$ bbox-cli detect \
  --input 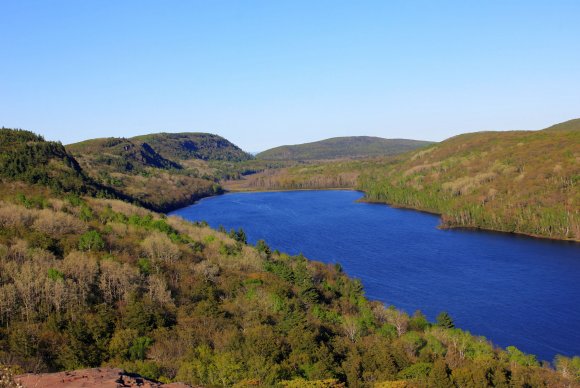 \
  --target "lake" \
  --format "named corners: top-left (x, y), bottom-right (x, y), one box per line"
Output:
top-left (170, 190), bottom-right (580, 362)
